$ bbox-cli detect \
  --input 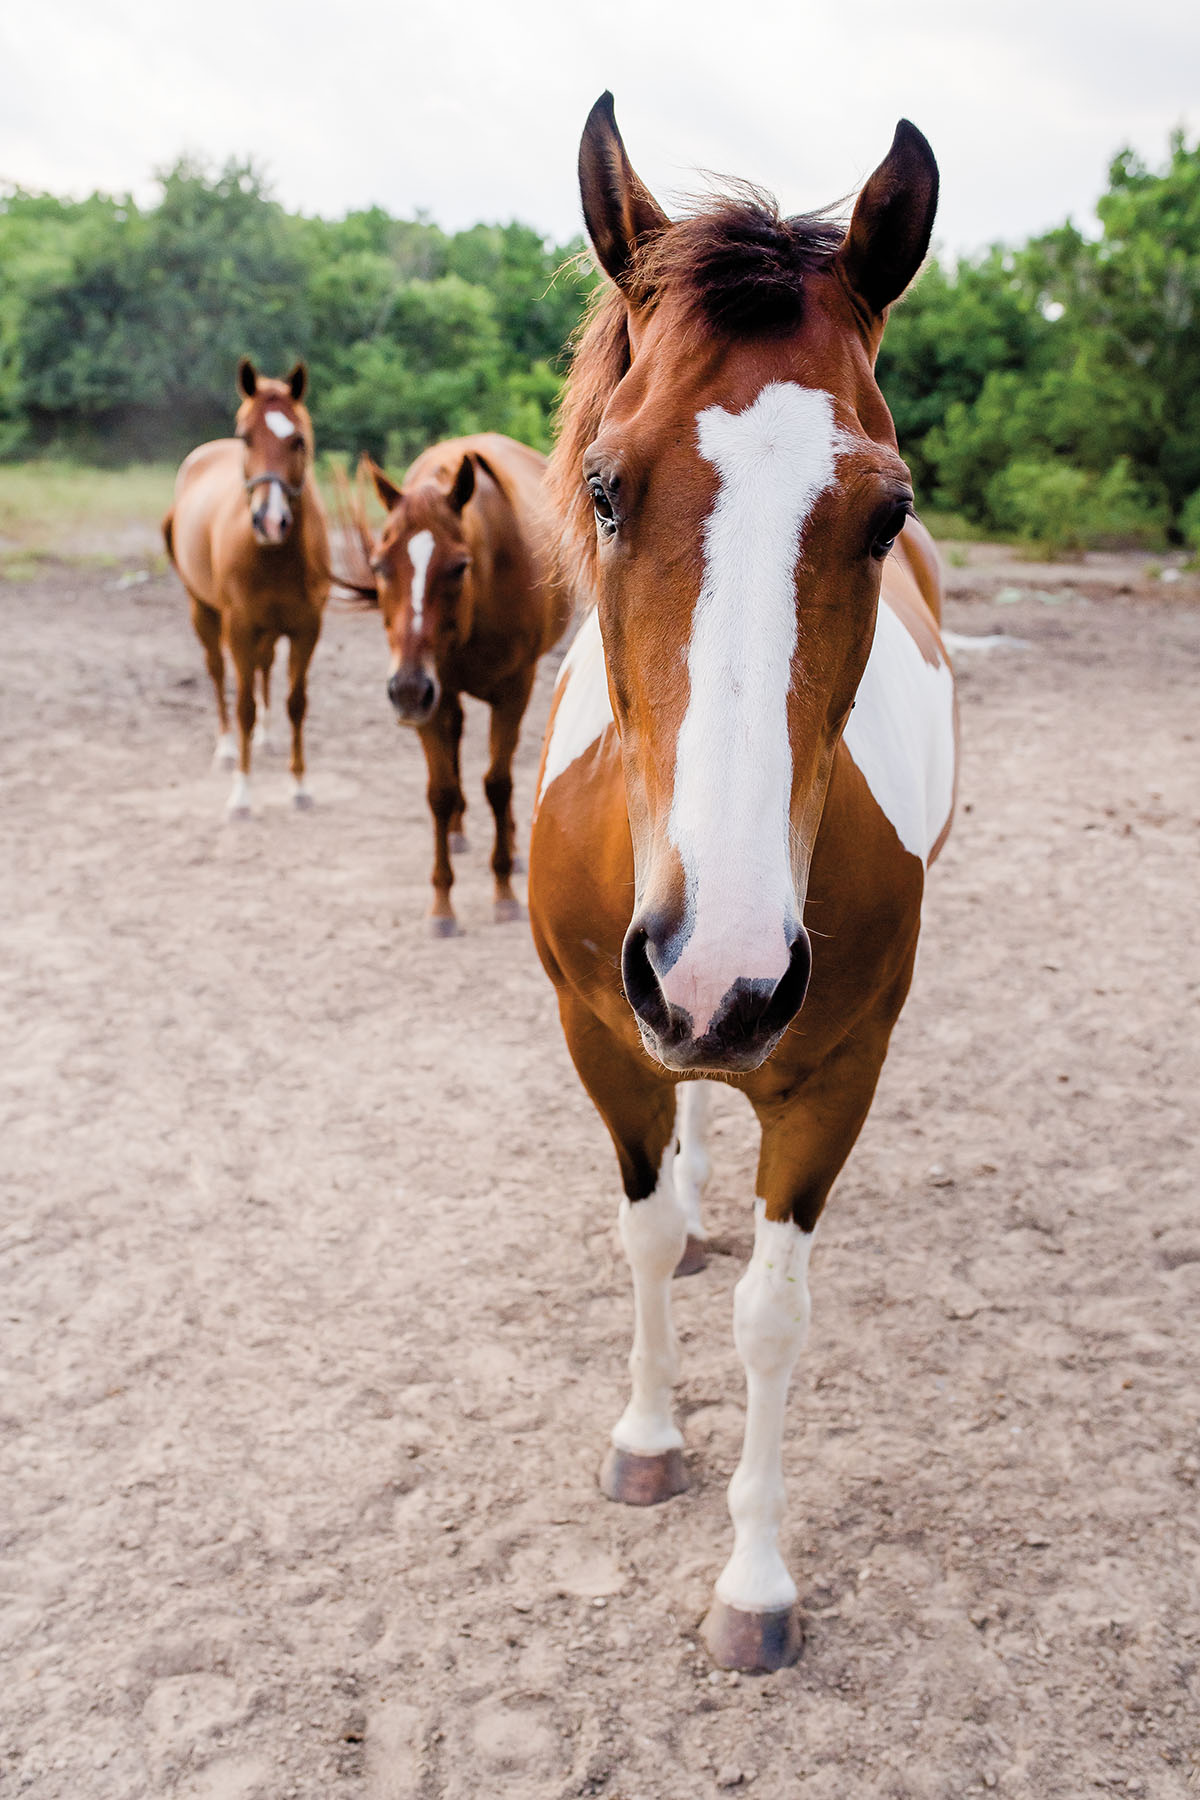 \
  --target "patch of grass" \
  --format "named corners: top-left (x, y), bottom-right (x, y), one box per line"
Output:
top-left (918, 509), bottom-right (997, 543)
top-left (0, 461), bottom-right (175, 561)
